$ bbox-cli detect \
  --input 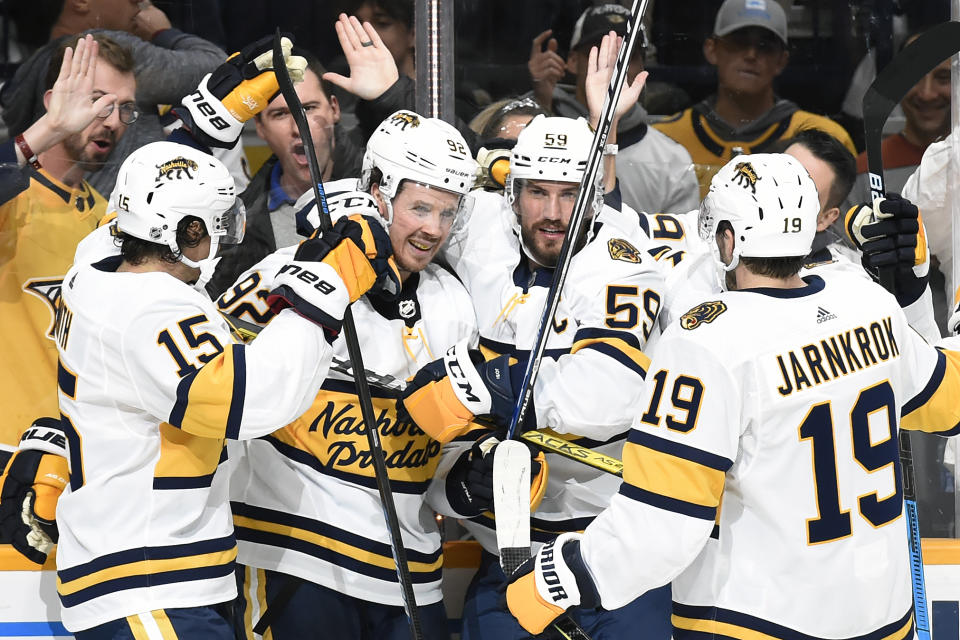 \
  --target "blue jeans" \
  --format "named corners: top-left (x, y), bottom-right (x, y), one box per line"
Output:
top-left (461, 551), bottom-right (672, 640)
top-left (234, 565), bottom-right (450, 640)
top-left (73, 605), bottom-right (234, 639)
